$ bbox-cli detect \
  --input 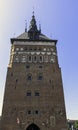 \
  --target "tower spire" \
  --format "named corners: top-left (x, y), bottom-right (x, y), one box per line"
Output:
top-left (25, 20), bottom-right (27, 32)
top-left (28, 11), bottom-right (38, 32)
top-left (28, 12), bottom-right (41, 40)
